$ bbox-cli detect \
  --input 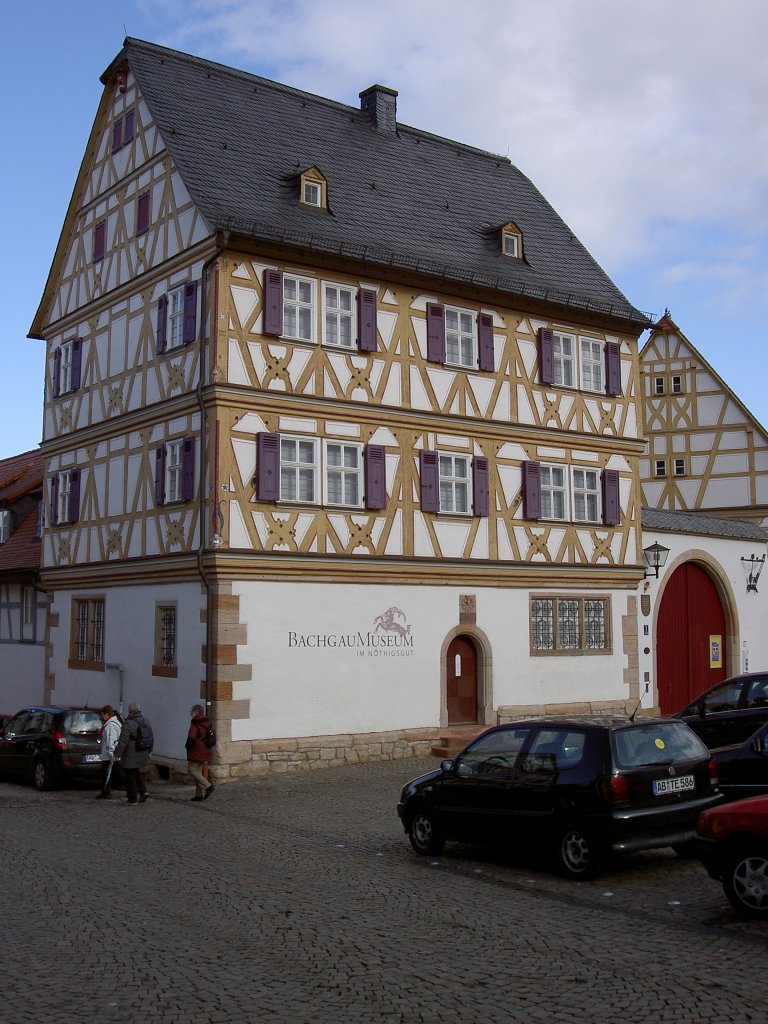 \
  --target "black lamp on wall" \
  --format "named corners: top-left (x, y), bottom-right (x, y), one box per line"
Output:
top-left (741, 553), bottom-right (766, 593)
top-left (643, 541), bottom-right (670, 579)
